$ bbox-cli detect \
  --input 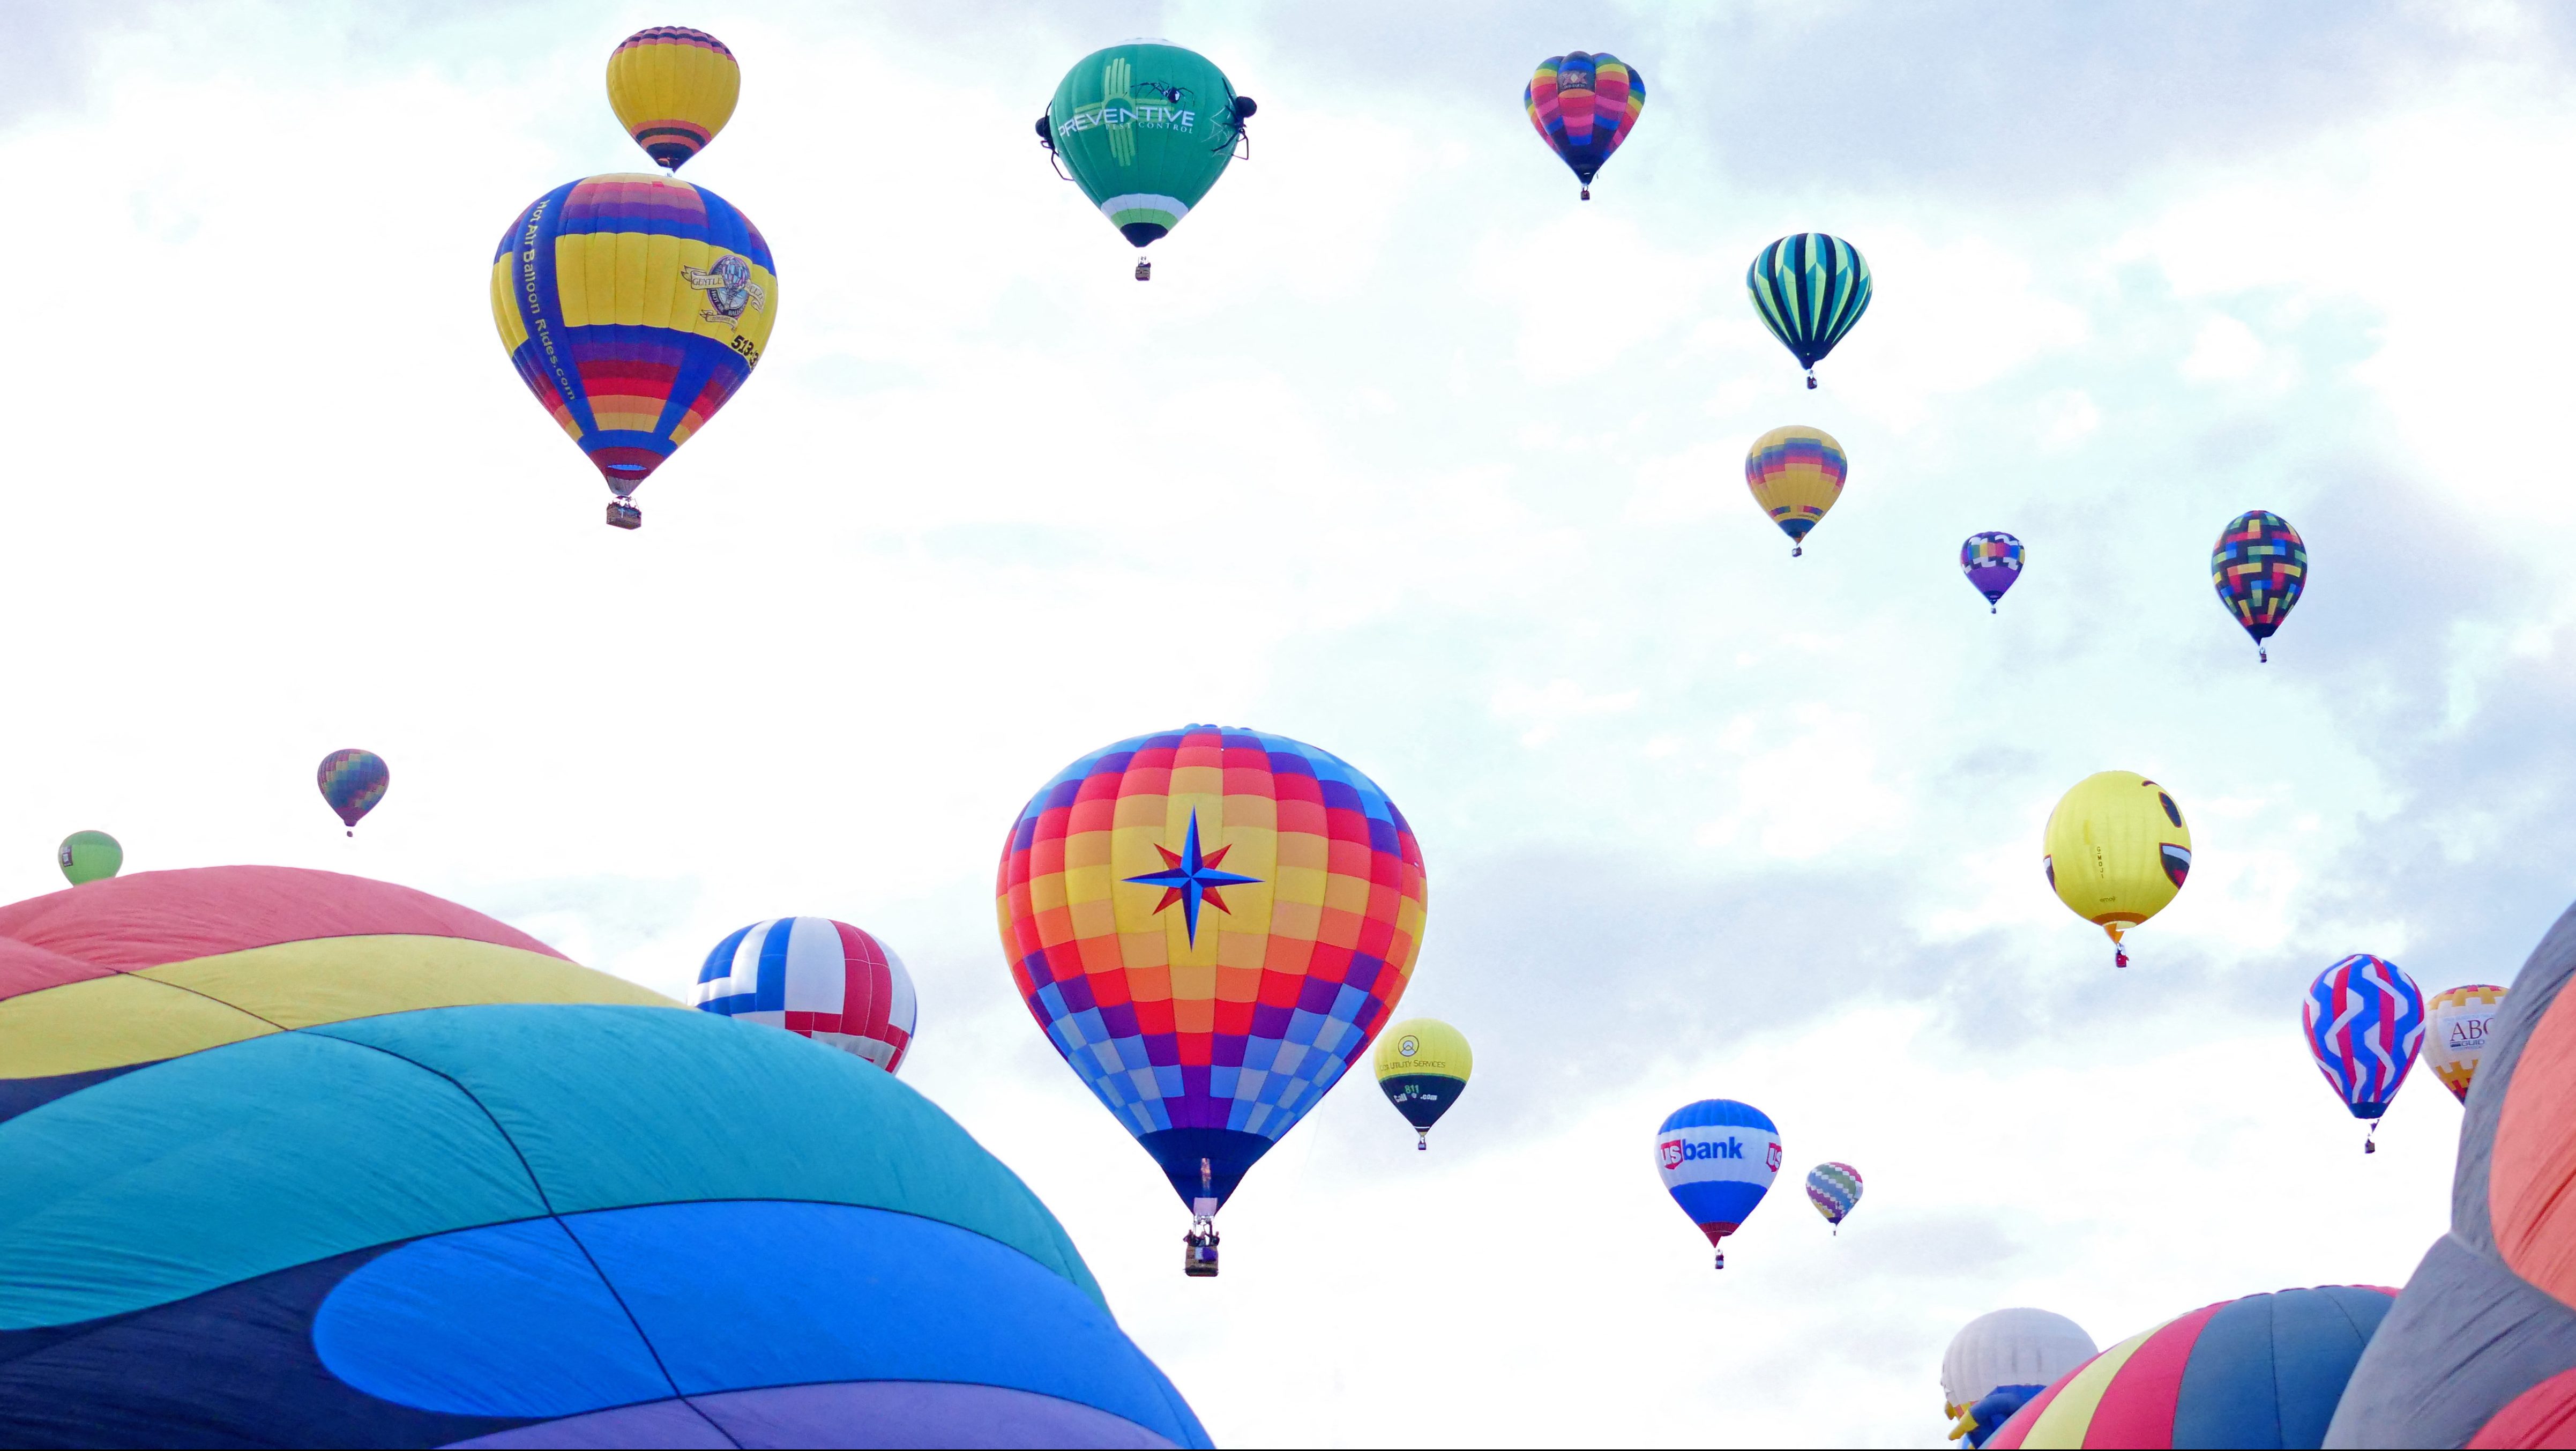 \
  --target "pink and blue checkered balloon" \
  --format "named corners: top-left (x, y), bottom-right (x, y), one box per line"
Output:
top-left (2303, 954), bottom-right (2425, 1150)
top-left (316, 749), bottom-right (389, 837)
